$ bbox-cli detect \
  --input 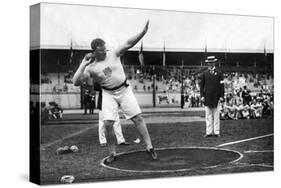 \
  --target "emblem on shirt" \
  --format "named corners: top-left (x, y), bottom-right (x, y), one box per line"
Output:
top-left (103, 67), bottom-right (112, 77)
